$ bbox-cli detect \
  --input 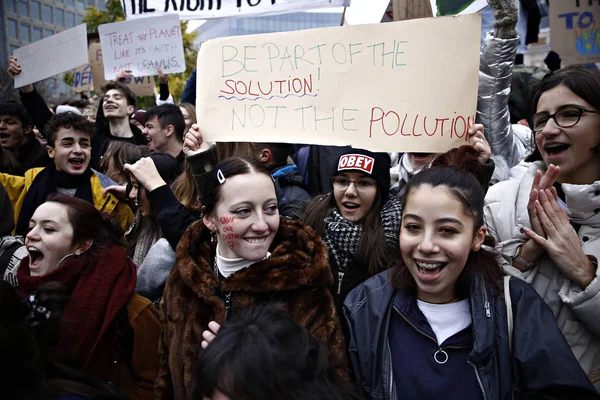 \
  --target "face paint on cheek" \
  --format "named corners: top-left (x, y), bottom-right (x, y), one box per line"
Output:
top-left (535, 134), bottom-right (542, 148)
top-left (227, 241), bottom-right (235, 248)
top-left (220, 217), bottom-right (235, 224)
